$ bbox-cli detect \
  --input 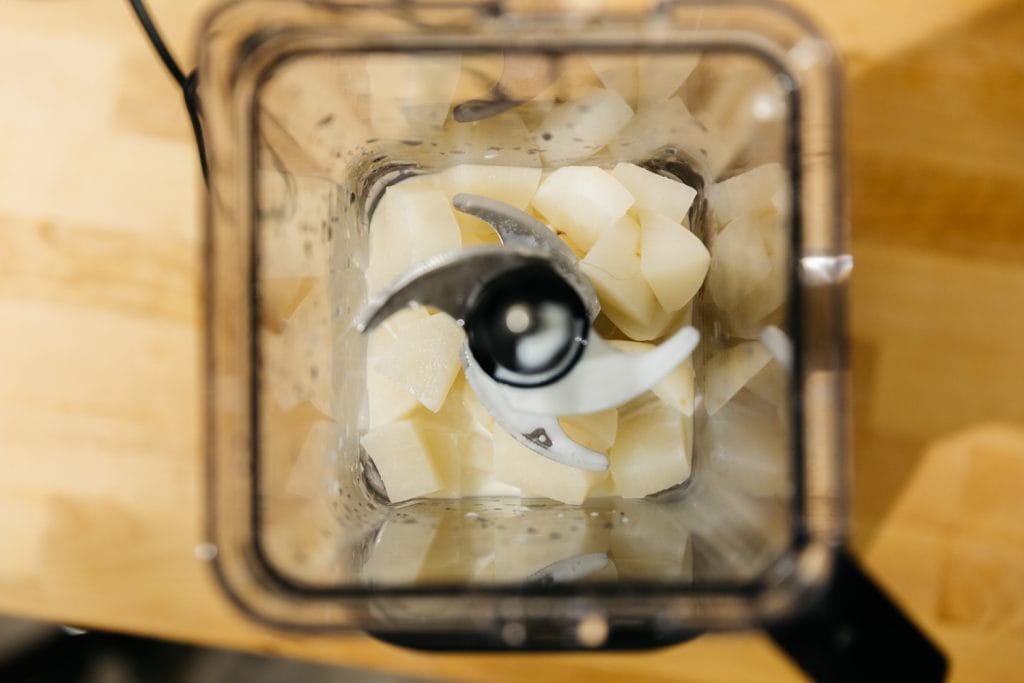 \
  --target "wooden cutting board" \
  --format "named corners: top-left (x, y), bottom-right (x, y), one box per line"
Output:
top-left (1, 1), bottom-right (1022, 680)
